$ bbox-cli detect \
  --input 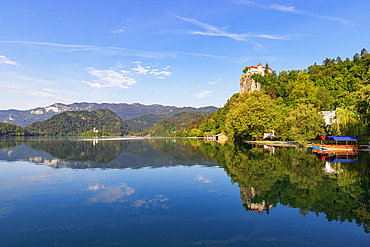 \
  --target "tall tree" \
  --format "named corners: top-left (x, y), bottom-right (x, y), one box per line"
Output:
top-left (225, 91), bottom-right (280, 140)
top-left (276, 104), bottom-right (325, 144)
